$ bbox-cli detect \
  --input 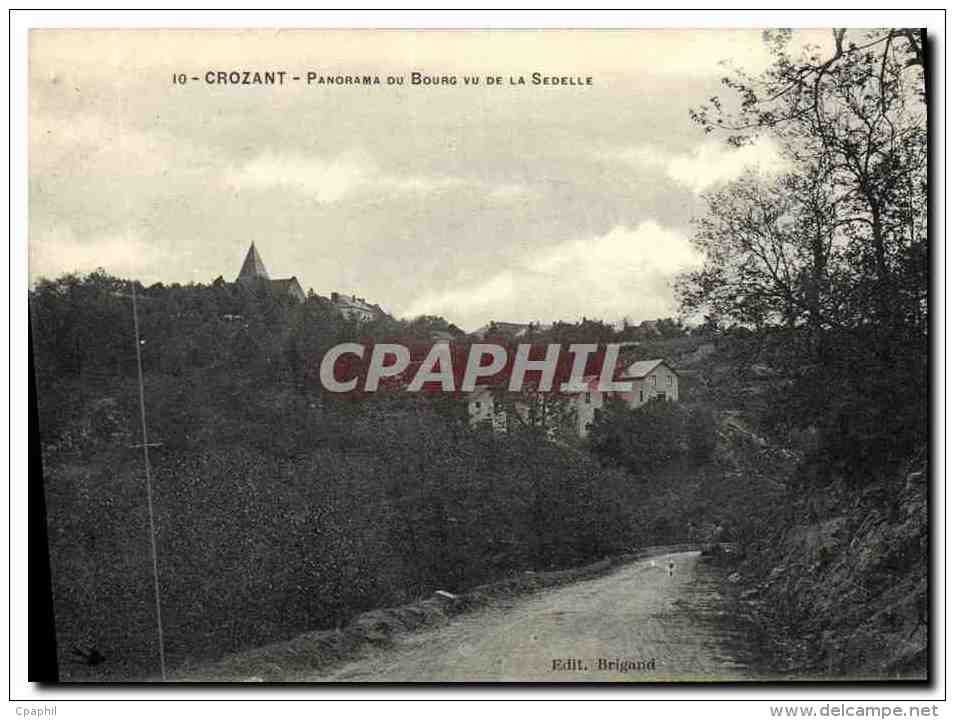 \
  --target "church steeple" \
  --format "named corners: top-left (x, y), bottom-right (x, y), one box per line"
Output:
top-left (237, 242), bottom-right (269, 281)
top-left (232, 243), bottom-right (305, 303)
